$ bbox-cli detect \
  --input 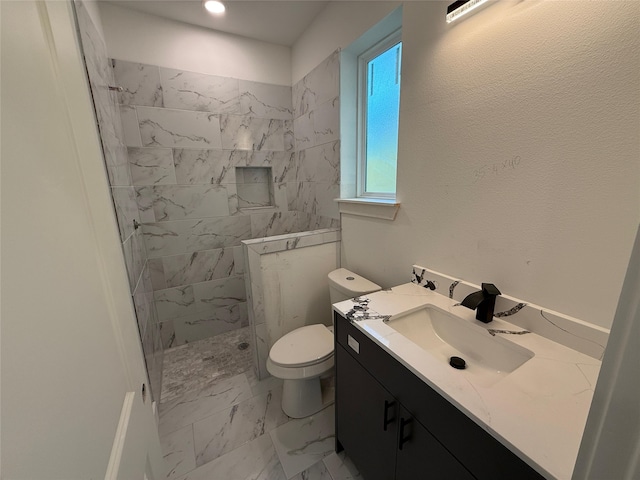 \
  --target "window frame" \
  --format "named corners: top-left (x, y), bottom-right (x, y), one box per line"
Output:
top-left (356, 29), bottom-right (402, 200)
